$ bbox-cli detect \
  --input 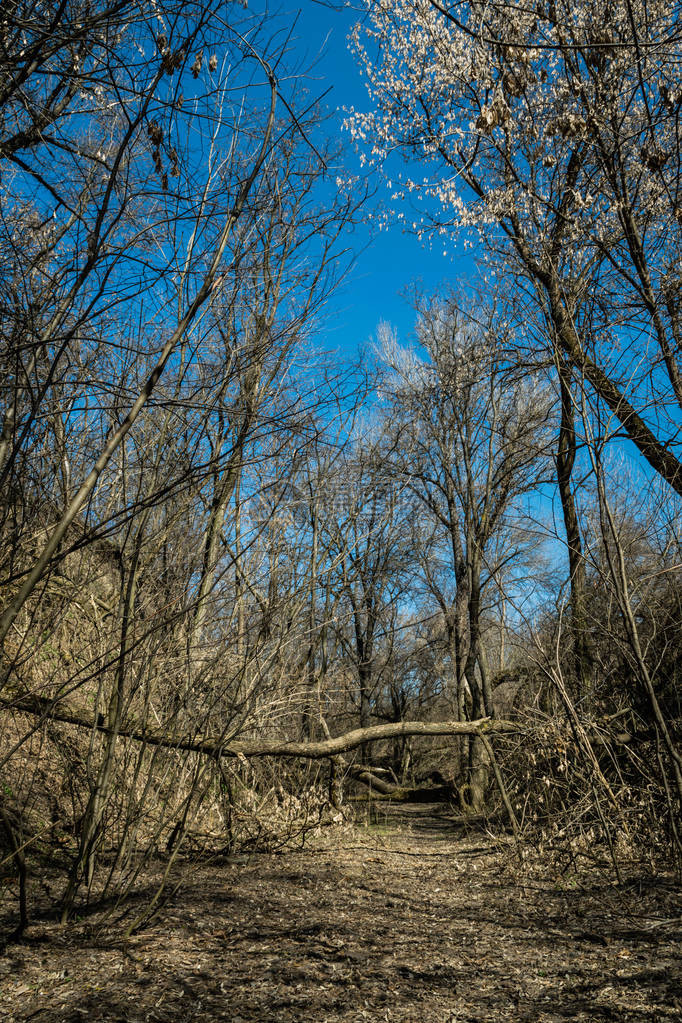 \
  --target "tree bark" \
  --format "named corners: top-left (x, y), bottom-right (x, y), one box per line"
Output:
top-left (547, 279), bottom-right (682, 496)
top-left (556, 355), bottom-right (592, 691)
top-left (2, 694), bottom-right (517, 759)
